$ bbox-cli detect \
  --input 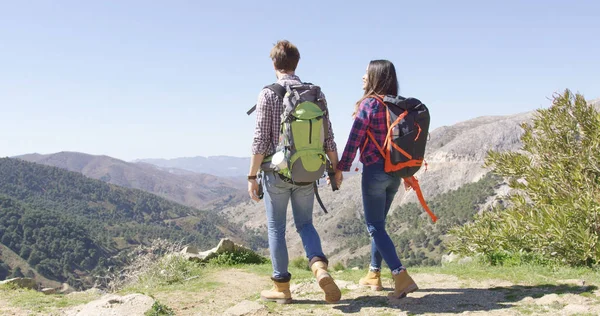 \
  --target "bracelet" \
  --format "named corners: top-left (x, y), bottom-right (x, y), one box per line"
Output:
top-left (247, 175), bottom-right (257, 180)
